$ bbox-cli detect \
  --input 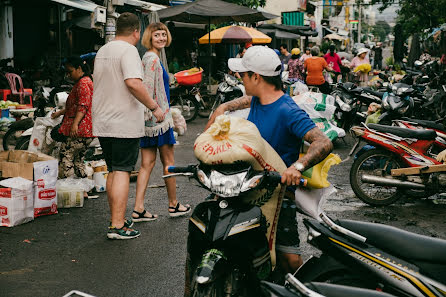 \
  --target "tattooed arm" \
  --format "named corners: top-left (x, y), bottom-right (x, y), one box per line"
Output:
top-left (281, 127), bottom-right (333, 186)
top-left (204, 95), bottom-right (252, 130)
top-left (299, 127), bottom-right (333, 170)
